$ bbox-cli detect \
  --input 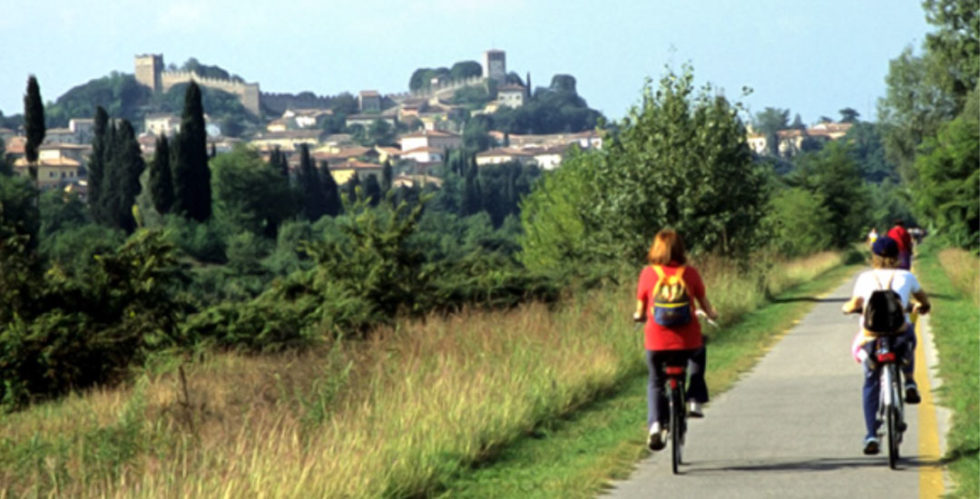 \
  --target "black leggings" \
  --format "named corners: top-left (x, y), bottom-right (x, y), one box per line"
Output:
top-left (646, 347), bottom-right (708, 426)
